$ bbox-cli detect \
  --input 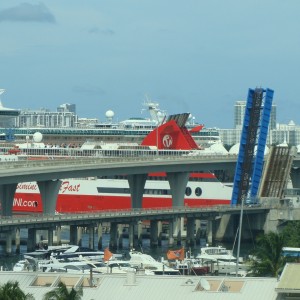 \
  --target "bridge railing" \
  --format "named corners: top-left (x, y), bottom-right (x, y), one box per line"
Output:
top-left (0, 154), bottom-right (237, 170)
top-left (0, 204), bottom-right (273, 226)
